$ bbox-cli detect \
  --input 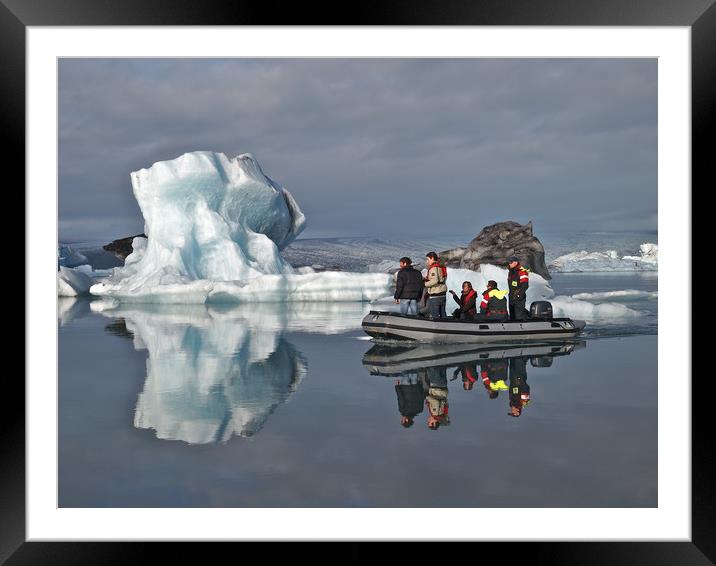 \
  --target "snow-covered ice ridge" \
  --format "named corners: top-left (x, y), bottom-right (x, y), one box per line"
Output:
top-left (87, 151), bottom-right (393, 303)
top-left (549, 243), bottom-right (657, 272)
